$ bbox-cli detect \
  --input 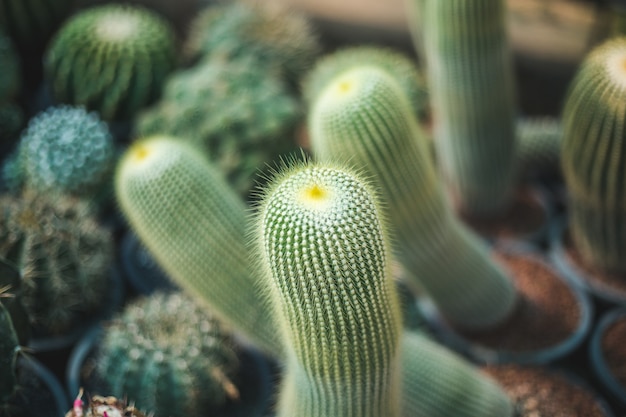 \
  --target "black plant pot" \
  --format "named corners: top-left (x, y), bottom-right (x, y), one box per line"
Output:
top-left (417, 240), bottom-right (592, 365)
top-left (66, 324), bottom-right (275, 417)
